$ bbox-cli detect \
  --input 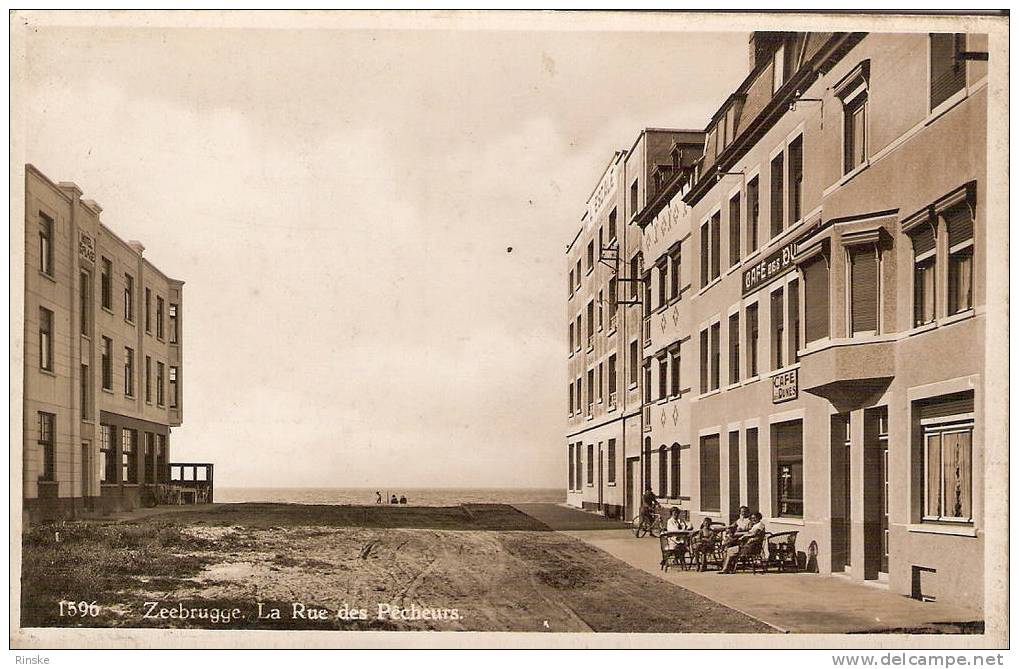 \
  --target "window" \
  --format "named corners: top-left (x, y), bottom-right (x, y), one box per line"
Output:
top-left (568, 383), bottom-right (574, 415)
top-left (699, 329), bottom-right (709, 394)
top-left (144, 433), bottom-right (156, 484)
top-left (710, 212), bottom-right (721, 281)
top-left (587, 443), bottom-right (594, 485)
top-left (574, 442), bottom-right (583, 491)
top-left (145, 288), bottom-right (152, 332)
top-left (145, 356), bottom-right (152, 403)
top-left (100, 424), bottom-right (116, 483)
top-left (747, 176), bottom-right (760, 252)
top-left (39, 213), bottom-right (54, 276)
top-left (669, 248), bottom-right (681, 300)
top-left (630, 180), bottom-right (638, 214)
top-left (575, 315), bottom-right (582, 352)
top-left (773, 420), bottom-right (803, 517)
top-left (930, 34), bottom-right (967, 111)
top-left (644, 438), bottom-right (652, 489)
top-left (607, 439), bottom-right (617, 484)
top-left (101, 337), bottom-right (112, 390)
top-left (574, 378), bottom-right (581, 413)
top-left (669, 347), bottom-right (681, 397)
top-left (156, 296), bottom-right (165, 339)
top-left (849, 246), bottom-right (880, 335)
top-left (629, 255), bottom-right (640, 299)
top-left (39, 307), bottom-right (53, 372)
top-left (101, 257), bottom-right (113, 311)
top-left (156, 362), bottom-right (165, 406)
top-left (587, 241), bottom-right (594, 273)
top-left (597, 290), bottom-right (604, 330)
top-left (657, 260), bottom-right (669, 309)
top-left (79, 271), bottom-right (90, 335)
top-left (746, 303), bottom-right (760, 377)
top-left (911, 222), bottom-right (937, 326)
top-left (123, 347), bottom-right (134, 397)
top-left (658, 445), bottom-right (668, 497)
top-left (700, 221), bottom-right (710, 288)
top-left (746, 427), bottom-right (760, 512)
top-left (945, 203), bottom-right (974, 315)
top-left (642, 358), bottom-right (652, 404)
top-left (608, 208), bottom-right (617, 242)
top-left (919, 392), bottom-right (974, 522)
top-left (844, 90), bottom-right (868, 174)
top-left (157, 434), bottom-right (168, 483)
top-left (568, 444), bottom-right (575, 489)
top-left (710, 322), bottom-right (720, 391)
top-left (788, 136), bottom-right (803, 223)
top-left (568, 269), bottom-right (574, 297)
top-left (38, 412), bottom-right (55, 481)
top-left (788, 279), bottom-right (800, 364)
top-left (608, 276), bottom-right (618, 325)
top-left (576, 259), bottom-right (582, 290)
top-left (568, 322), bottom-right (574, 354)
top-left (669, 444), bottom-right (681, 498)
top-left (629, 340), bottom-right (639, 386)
top-left (124, 273), bottom-right (134, 322)
top-left (771, 289), bottom-right (785, 370)
top-left (728, 312), bottom-right (740, 384)
top-left (80, 364), bottom-right (90, 420)
top-left (122, 428), bottom-right (137, 484)
top-left (608, 354), bottom-right (618, 405)
top-left (169, 366), bottom-right (179, 408)
top-left (597, 363), bottom-right (604, 404)
top-left (586, 300), bottom-right (594, 347)
top-left (802, 255), bottom-right (830, 342)
top-left (729, 193), bottom-right (741, 267)
top-left (598, 227), bottom-right (603, 254)
top-left (700, 434), bottom-right (721, 512)
top-left (657, 354), bottom-right (668, 400)
top-left (770, 152), bottom-right (784, 238)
